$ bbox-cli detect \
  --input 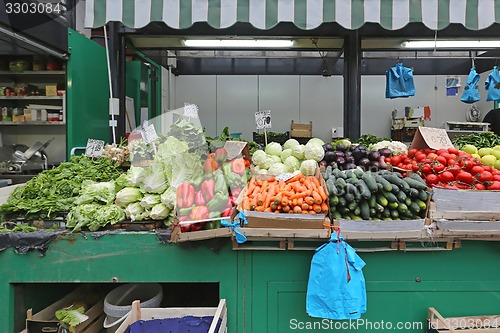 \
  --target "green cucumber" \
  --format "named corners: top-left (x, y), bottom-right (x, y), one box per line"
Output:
top-left (369, 208), bottom-right (377, 217)
top-left (409, 173), bottom-right (427, 185)
top-left (353, 168), bottom-right (364, 178)
top-left (345, 170), bottom-right (357, 179)
top-left (398, 203), bottom-right (409, 214)
top-left (338, 196), bottom-right (347, 207)
top-left (362, 173), bottom-right (379, 193)
top-left (346, 184), bottom-right (360, 201)
top-left (404, 177), bottom-right (428, 191)
top-left (326, 178), bottom-right (338, 196)
top-left (329, 196), bottom-right (339, 206)
top-left (346, 178), bottom-right (360, 185)
top-left (382, 190), bottom-right (398, 203)
top-left (382, 209), bottom-right (391, 218)
top-left (375, 203), bottom-right (385, 213)
top-left (408, 188), bottom-right (420, 198)
top-left (353, 206), bottom-right (361, 216)
top-left (383, 174), bottom-right (410, 191)
top-left (335, 177), bottom-right (347, 188)
top-left (418, 189), bottom-right (429, 202)
top-left (339, 207), bottom-right (350, 216)
top-left (388, 201), bottom-right (399, 209)
top-left (409, 202), bottom-right (421, 214)
top-left (359, 200), bottom-right (370, 220)
top-left (415, 199), bottom-right (427, 211)
top-left (396, 191), bottom-right (407, 203)
top-left (374, 175), bottom-right (393, 192)
top-left (390, 210), bottom-right (400, 219)
top-left (332, 168), bottom-right (346, 179)
top-left (331, 211), bottom-right (342, 219)
top-left (356, 180), bottom-right (372, 200)
top-left (405, 198), bottom-right (412, 207)
top-left (376, 194), bottom-right (388, 207)
top-left (369, 195), bottom-right (377, 209)
top-left (345, 192), bottom-right (355, 202)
